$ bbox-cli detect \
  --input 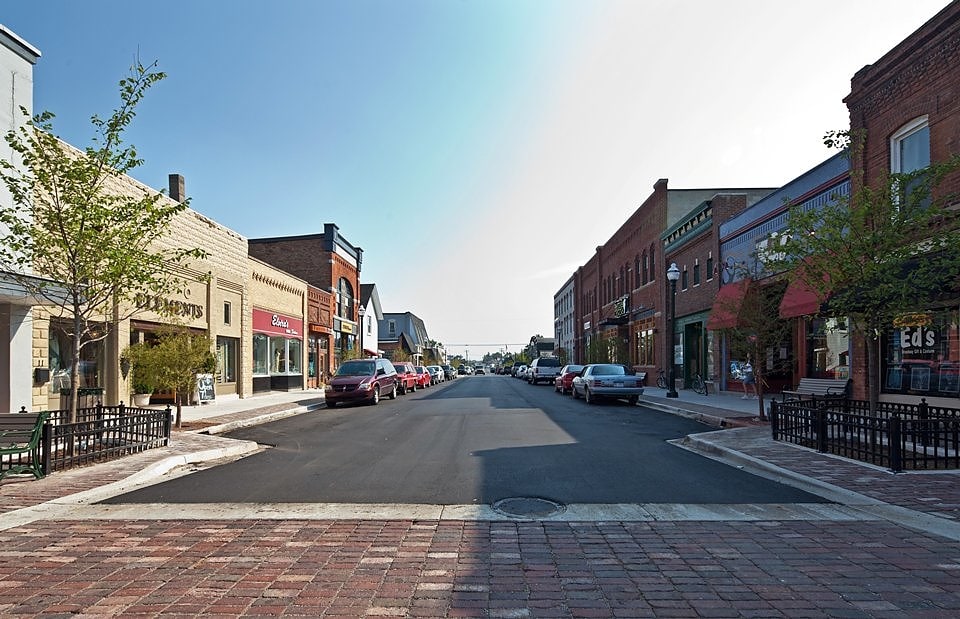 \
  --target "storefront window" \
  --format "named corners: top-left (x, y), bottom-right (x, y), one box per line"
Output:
top-left (216, 336), bottom-right (238, 383)
top-left (288, 338), bottom-right (302, 374)
top-left (883, 308), bottom-right (960, 397)
top-left (270, 336), bottom-right (287, 373)
top-left (806, 317), bottom-right (849, 379)
top-left (49, 324), bottom-right (105, 392)
top-left (635, 320), bottom-right (655, 366)
top-left (253, 333), bottom-right (269, 375)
